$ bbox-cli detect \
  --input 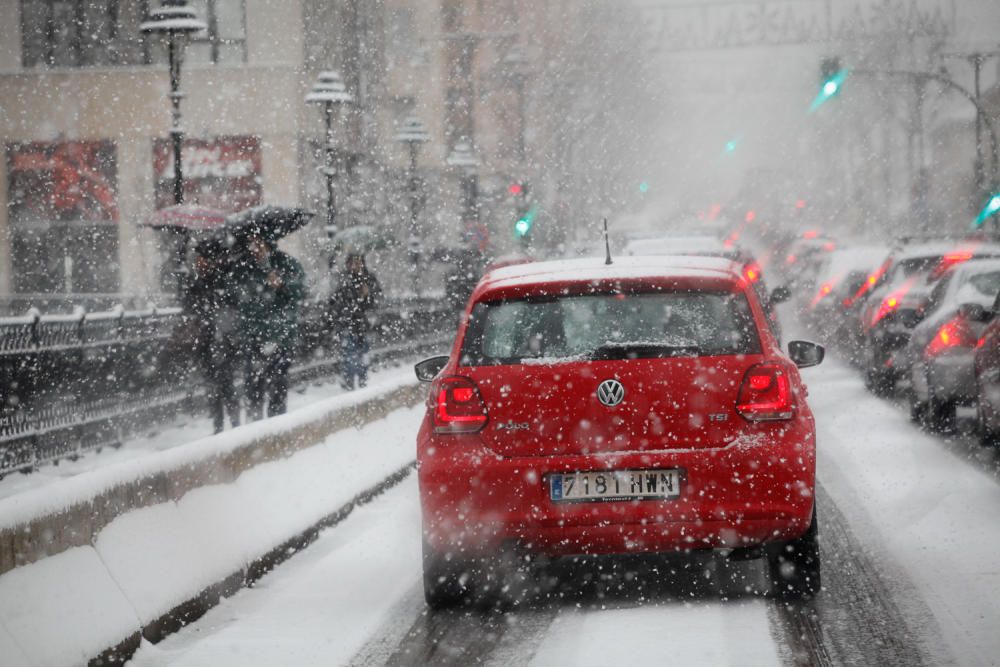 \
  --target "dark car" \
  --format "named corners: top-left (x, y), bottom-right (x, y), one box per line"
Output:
top-left (857, 241), bottom-right (1000, 394)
